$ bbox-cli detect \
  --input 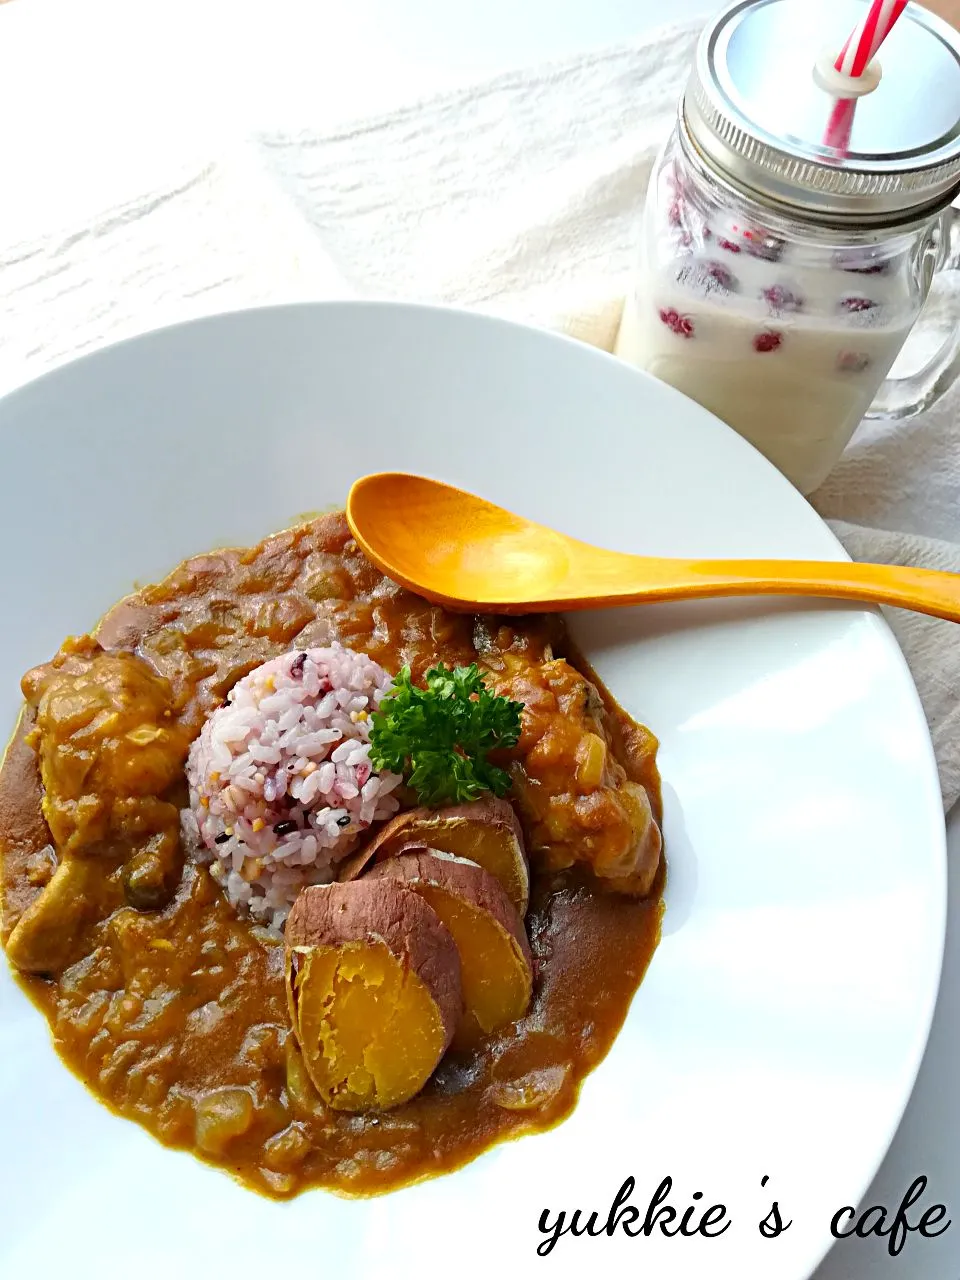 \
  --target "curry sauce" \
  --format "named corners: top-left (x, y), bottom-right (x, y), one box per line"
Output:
top-left (0, 514), bottom-right (663, 1198)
